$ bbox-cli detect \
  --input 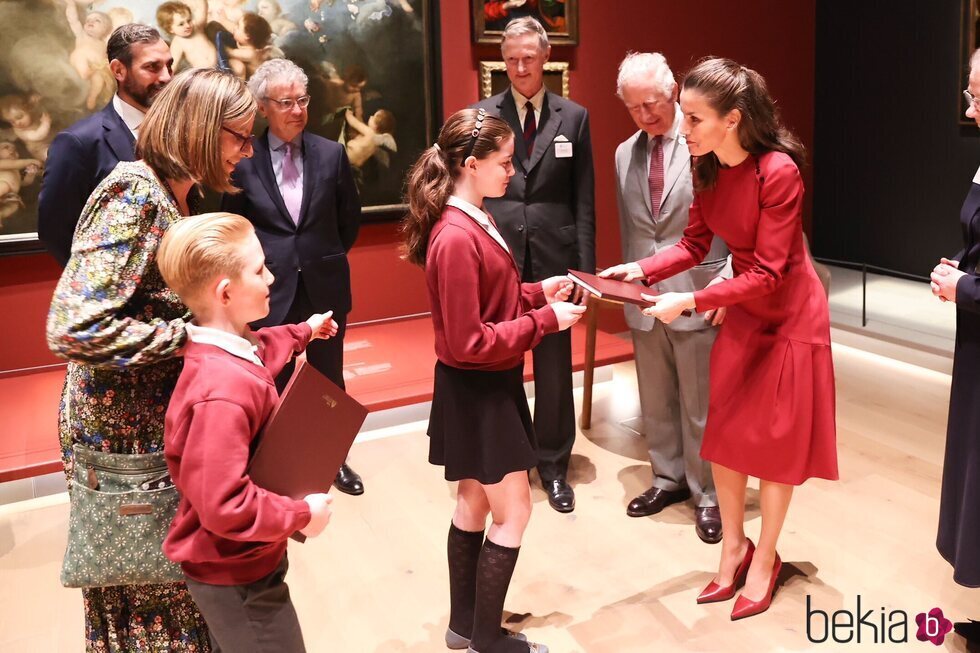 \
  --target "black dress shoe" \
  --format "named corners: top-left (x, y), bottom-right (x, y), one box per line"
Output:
top-left (544, 479), bottom-right (575, 513)
top-left (695, 506), bottom-right (723, 544)
top-left (626, 486), bottom-right (691, 517)
top-left (955, 620), bottom-right (980, 645)
top-left (334, 462), bottom-right (364, 496)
